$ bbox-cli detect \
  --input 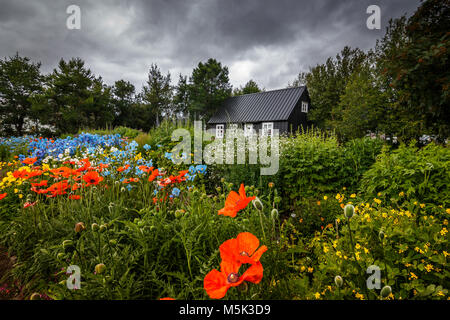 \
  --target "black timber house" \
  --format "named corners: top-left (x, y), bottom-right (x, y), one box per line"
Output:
top-left (207, 86), bottom-right (311, 137)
